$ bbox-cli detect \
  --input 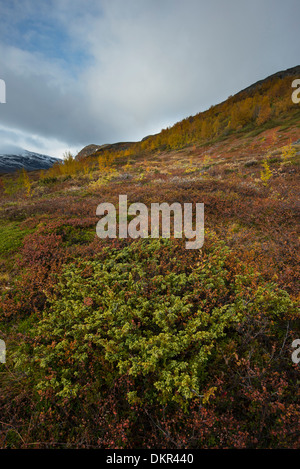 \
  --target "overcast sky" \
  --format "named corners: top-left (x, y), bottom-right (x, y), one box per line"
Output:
top-left (0, 0), bottom-right (299, 158)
